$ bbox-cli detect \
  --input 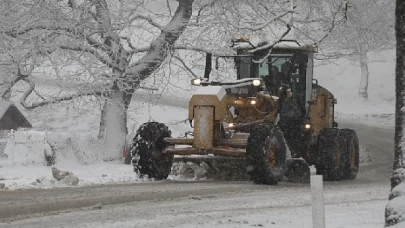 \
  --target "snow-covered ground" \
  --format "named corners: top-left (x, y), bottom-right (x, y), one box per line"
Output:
top-left (0, 103), bottom-right (191, 190)
top-left (0, 179), bottom-right (393, 228)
